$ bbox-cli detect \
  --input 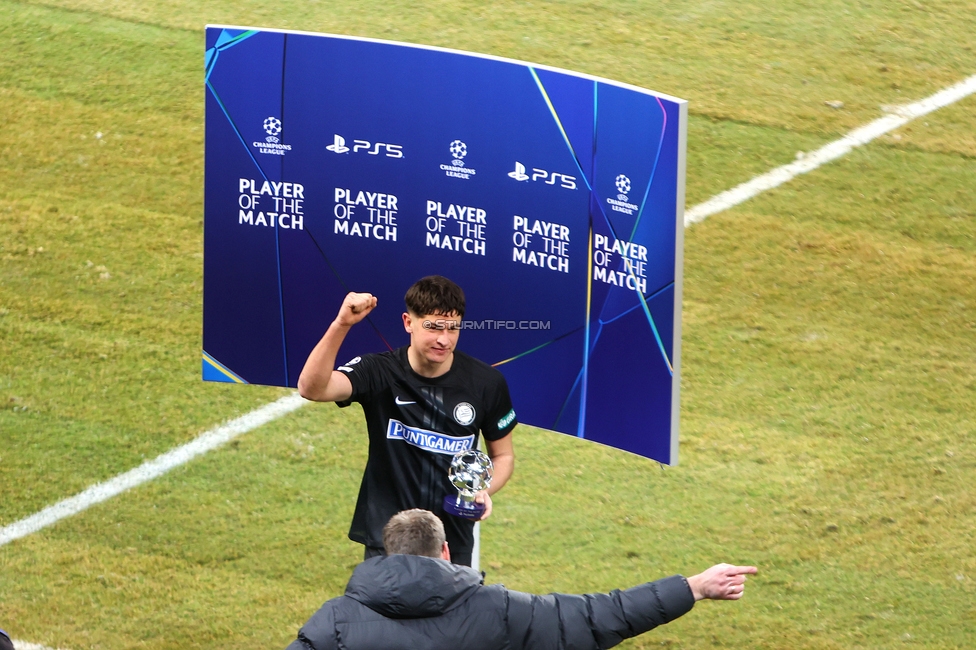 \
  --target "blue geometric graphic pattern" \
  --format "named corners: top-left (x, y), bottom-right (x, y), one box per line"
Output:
top-left (203, 27), bottom-right (686, 463)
